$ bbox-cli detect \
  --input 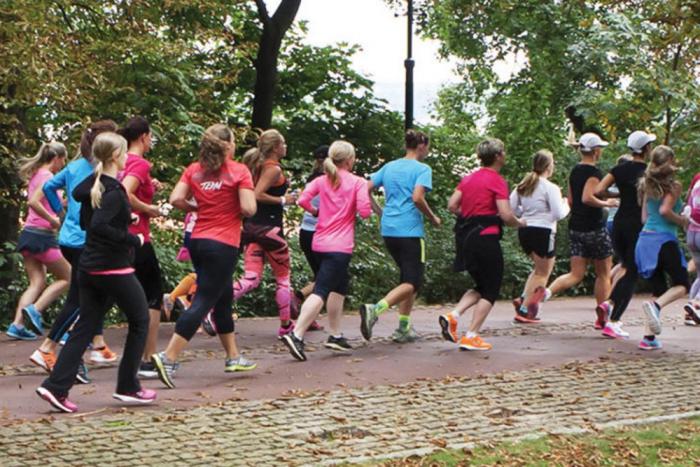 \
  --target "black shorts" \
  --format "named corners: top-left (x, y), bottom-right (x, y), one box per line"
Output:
top-left (299, 229), bottom-right (320, 277)
top-left (463, 235), bottom-right (503, 304)
top-left (384, 237), bottom-right (425, 291)
top-left (517, 227), bottom-right (555, 258)
top-left (134, 242), bottom-right (163, 309)
top-left (312, 252), bottom-right (352, 301)
top-left (569, 227), bottom-right (613, 260)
